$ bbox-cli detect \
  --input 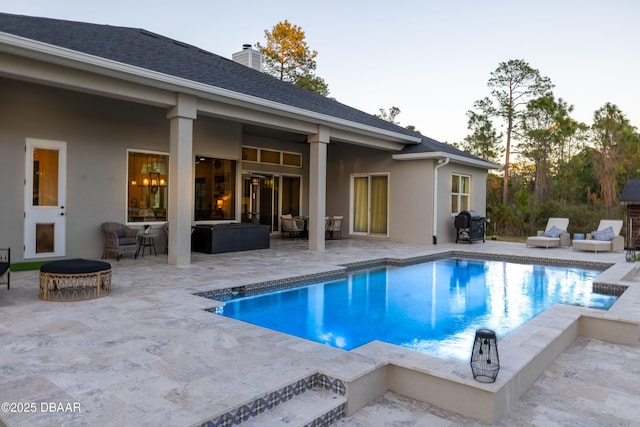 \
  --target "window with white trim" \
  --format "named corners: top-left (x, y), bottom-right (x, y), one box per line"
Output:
top-left (127, 150), bottom-right (168, 223)
top-left (194, 157), bottom-right (237, 221)
top-left (451, 174), bottom-right (470, 214)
